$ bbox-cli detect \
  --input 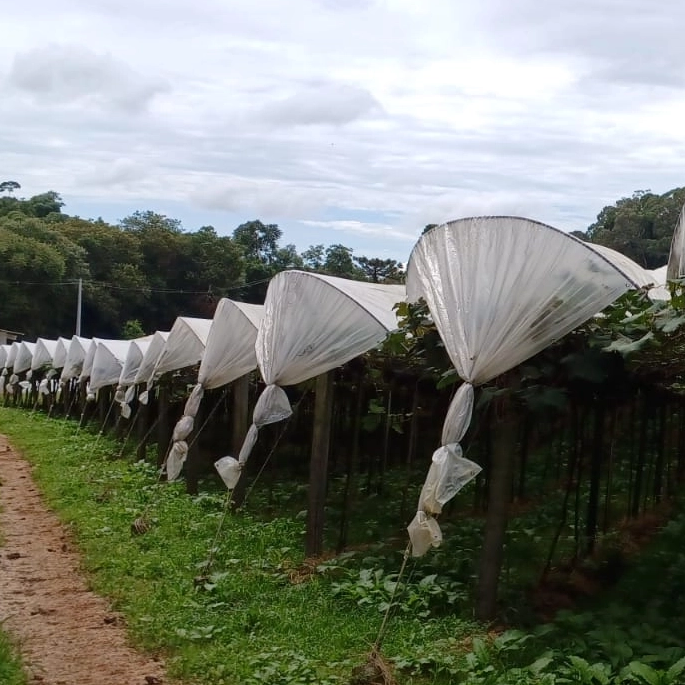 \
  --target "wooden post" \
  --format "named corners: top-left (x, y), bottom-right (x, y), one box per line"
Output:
top-left (157, 378), bottom-right (172, 467)
top-left (305, 370), bottom-right (335, 558)
top-left (230, 375), bottom-right (251, 507)
top-left (136, 385), bottom-right (150, 462)
top-left (475, 402), bottom-right (515, 622)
